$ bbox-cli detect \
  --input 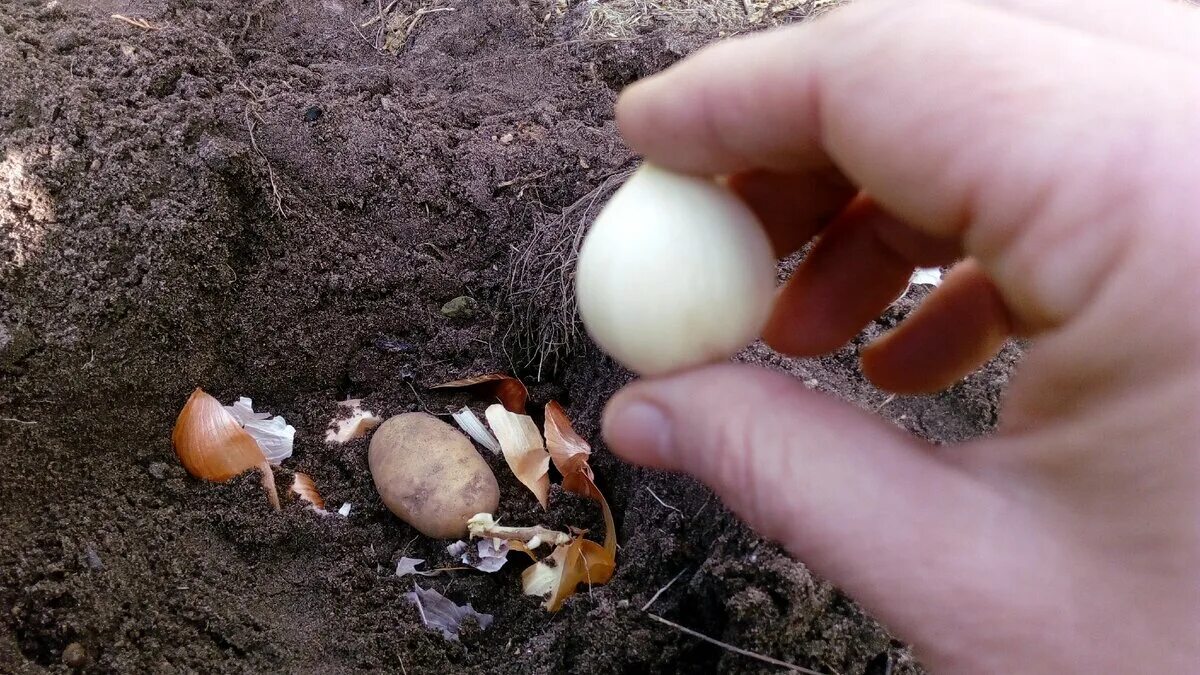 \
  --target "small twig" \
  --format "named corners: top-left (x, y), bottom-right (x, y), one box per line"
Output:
top-left (393, 7), bottom-right (456, 52)
top-left (111, 14), bottom-right (161, 30)
top-left (361, 0), bottom-right (400, 27)
top-left (1, 418), bottom-right (37, 425)
top-left (641, 568), bottom-right (687, 611)
top-left (644, 486), bottom-right (683, 516)
top-left (414, 241), bottom-right (448, 260)
top-left (373, 0), bottom-right (388, 50)
top-left (644, 614), bottom-right (829, 675)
